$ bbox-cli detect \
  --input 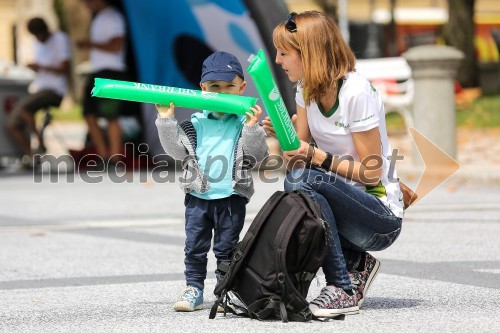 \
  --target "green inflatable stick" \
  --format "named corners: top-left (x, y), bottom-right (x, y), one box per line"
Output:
top-left (247, 49), bottom-right (300, 151)
top-left (91, 78), bottom-right (258, 116)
